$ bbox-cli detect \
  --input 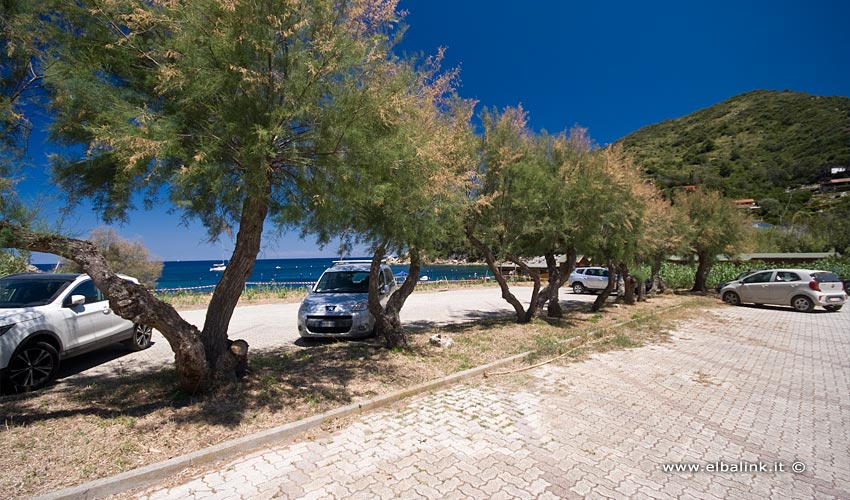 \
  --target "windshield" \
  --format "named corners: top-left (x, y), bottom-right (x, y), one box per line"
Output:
top-left (314, 271), bottom-right (370, 293)
top-left (0, 278), bottom-right (72, 308)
